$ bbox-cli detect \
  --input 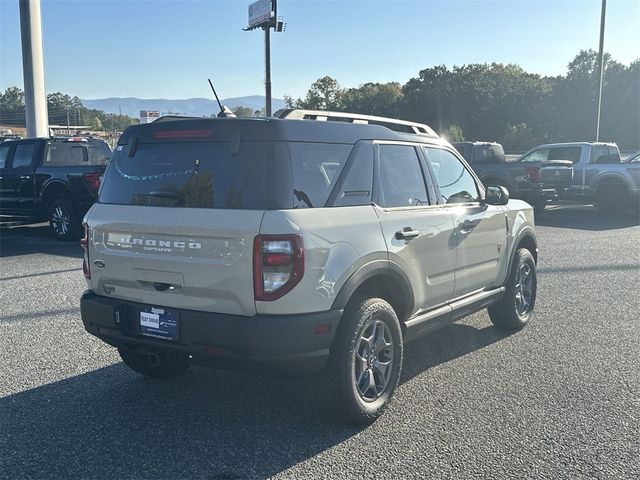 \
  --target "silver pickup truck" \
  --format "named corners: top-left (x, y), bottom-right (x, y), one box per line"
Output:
top-left (518, 142), bottom-right (640, 214)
